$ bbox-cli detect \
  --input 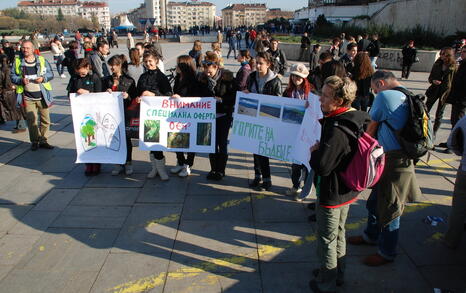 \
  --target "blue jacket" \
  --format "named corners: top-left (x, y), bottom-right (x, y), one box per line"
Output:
top-left (10, 55), bottom-right (54, 107)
